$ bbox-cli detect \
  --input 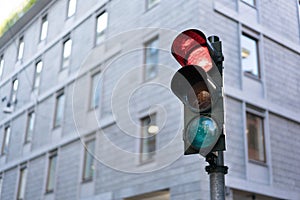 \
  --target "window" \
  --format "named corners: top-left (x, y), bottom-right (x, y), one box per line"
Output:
top-left (82, 139), bottom-right (95, 181)
top-left (144, 38), bottom-right (159, 80)
top-left (125, 190), bottom-right (170, 200)
top-left (25, 110), bottom-right (35, 143)
top-left (17, 166), bottom-right (27, 200)
top-left (146, 0), bottom-right (160, 9)
top-left (241, 33), bottom-right (259, 77)
top-left (67, 0), bottom-right (76, 18)
top-left (0, 55), bottom-right (4, 79)
top-left (1, 126), bottom-right (10, 155)
top-left (241, 0), bottom-right (255, 6)
top-left (90, 72), bottom-right (101, 109)
top-left (40, 15), bottom-right (48, 41)
top-left (0, 174), bottom-right (2, 198)
top-left (62, 38), bottom-right (72, 68)
top-left (33, 61), bottom-right (43, 90)
top-left (96, 11), bottom-right (108, 45)
top-left (53, 92), bottom-right (65, 127)
top-left (17, 37), bottom-right (24, 61)
top-left (46, 151), bottom-right (57, 193)
top-left (10, 78), bottom-right (19, 105)
top-left (246, 112), bottom-right (266, 163)
top-left (140, 114), bottom-right (158, 163)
